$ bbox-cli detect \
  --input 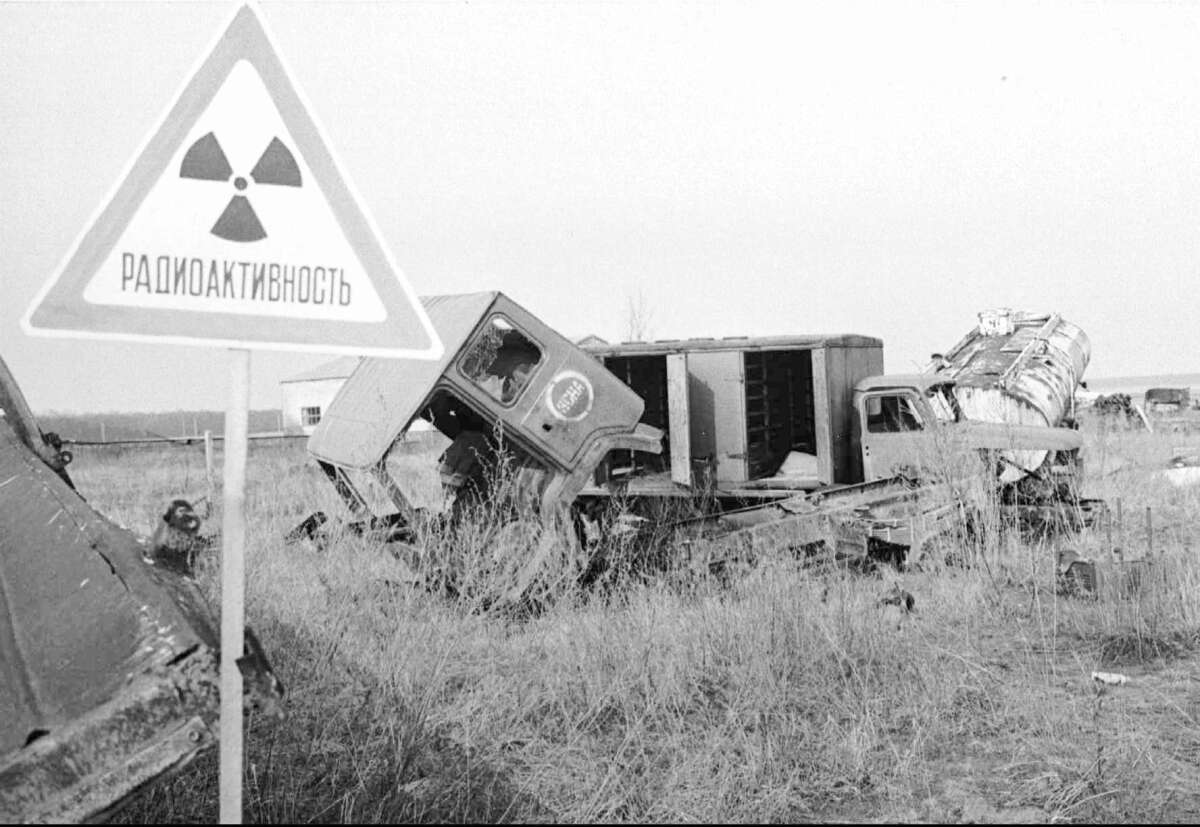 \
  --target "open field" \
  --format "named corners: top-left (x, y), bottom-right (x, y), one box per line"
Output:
top-left (66, 421), bottom-right (1200, 823)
